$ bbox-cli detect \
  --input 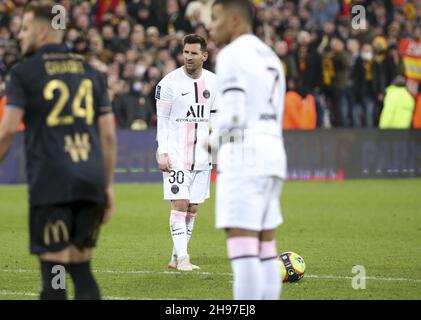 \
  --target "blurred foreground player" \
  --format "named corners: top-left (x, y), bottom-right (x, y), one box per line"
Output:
top-left (0, 1), bottom-right (116, 300)
top-left (209, 0), bottom-right (287, 299)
